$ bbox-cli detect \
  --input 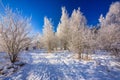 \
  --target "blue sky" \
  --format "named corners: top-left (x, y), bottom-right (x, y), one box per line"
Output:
top-left (1, 0), bottom-right (119, 33)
